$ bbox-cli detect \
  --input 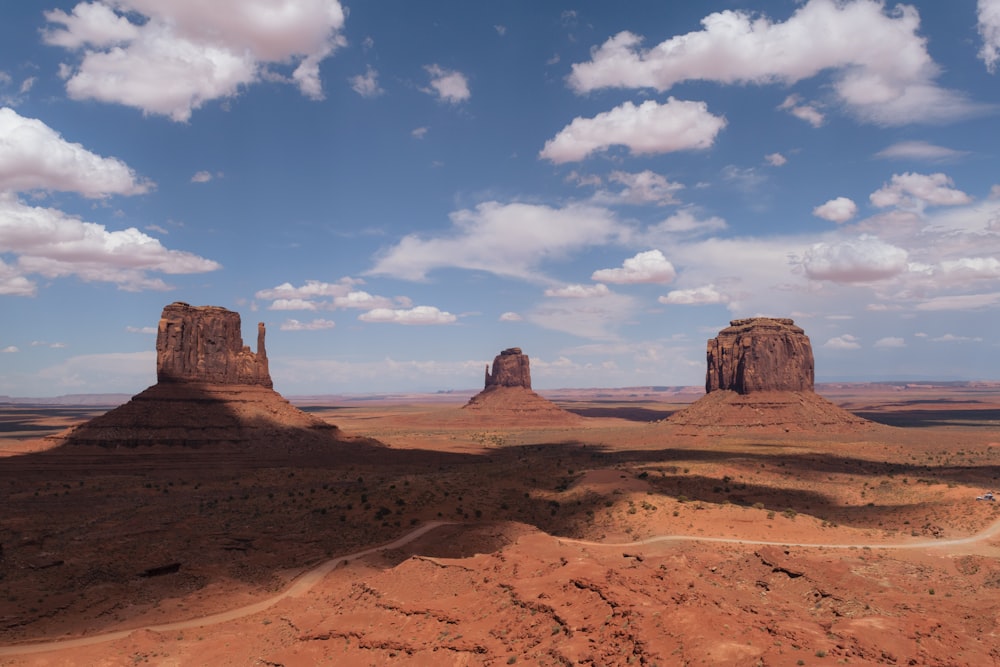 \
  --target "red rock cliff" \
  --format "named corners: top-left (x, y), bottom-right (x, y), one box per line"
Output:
top-left (484, 347), bottom-right (531, 389)
top-left (705, 318), bottom-right (814, 394)
top-left (156, 302), bottom-right (272, 387)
